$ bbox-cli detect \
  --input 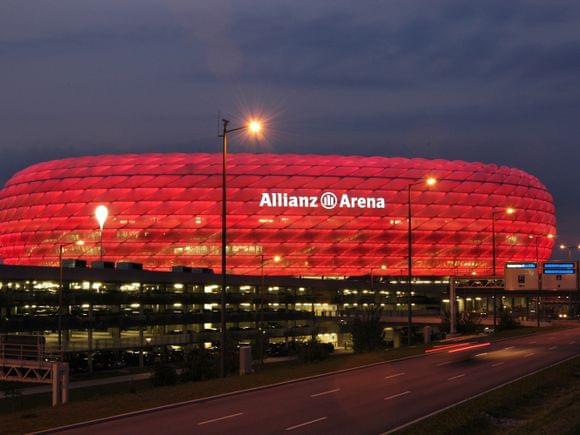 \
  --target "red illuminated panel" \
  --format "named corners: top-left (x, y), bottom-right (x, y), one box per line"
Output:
top-left (0, 153), bottom-right (556, 276)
